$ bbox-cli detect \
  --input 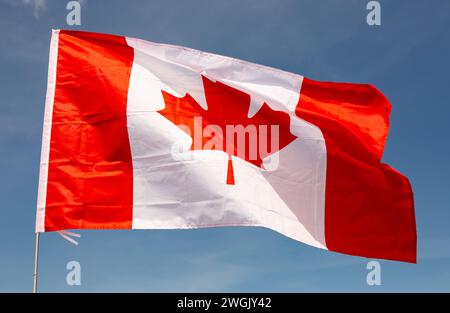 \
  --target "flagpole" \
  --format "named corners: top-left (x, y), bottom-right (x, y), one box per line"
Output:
top-left (32, 232), bottom-right (40, 293)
